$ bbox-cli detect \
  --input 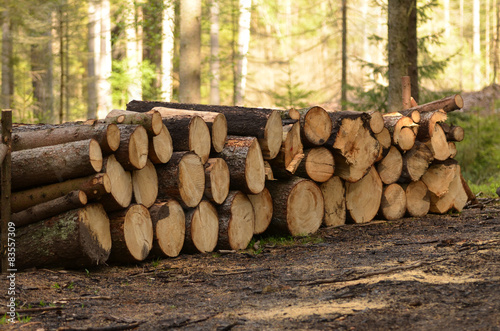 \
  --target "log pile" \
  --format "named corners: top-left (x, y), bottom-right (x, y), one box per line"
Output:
top-left (5, 89), bottom-right (474, 271)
